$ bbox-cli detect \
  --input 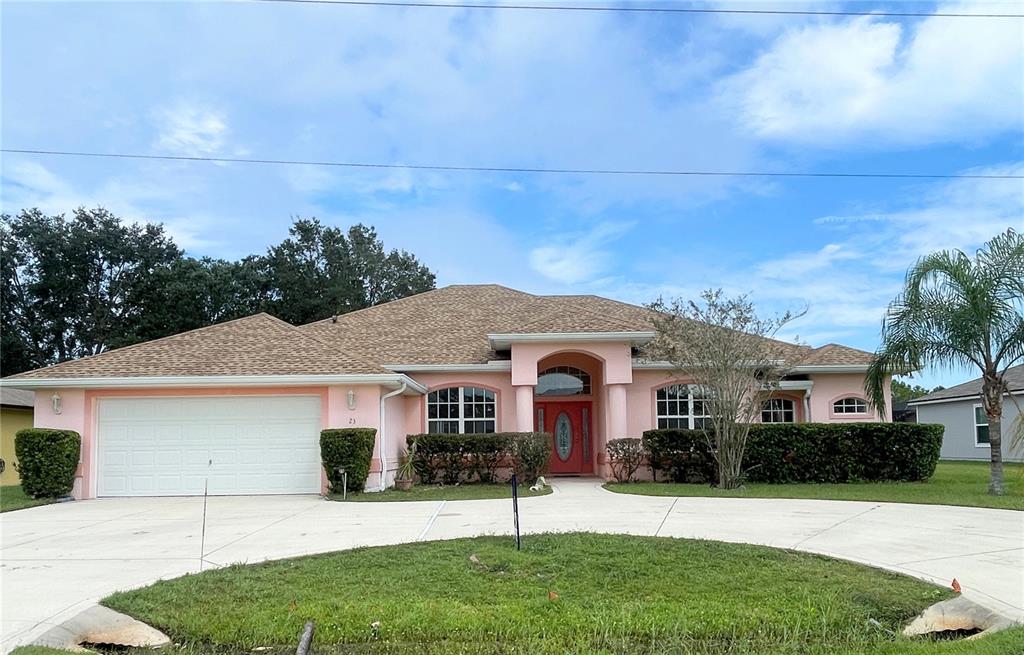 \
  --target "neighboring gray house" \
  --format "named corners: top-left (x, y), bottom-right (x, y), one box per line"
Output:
top-left (909, 366), bottom-right (1024, 463)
